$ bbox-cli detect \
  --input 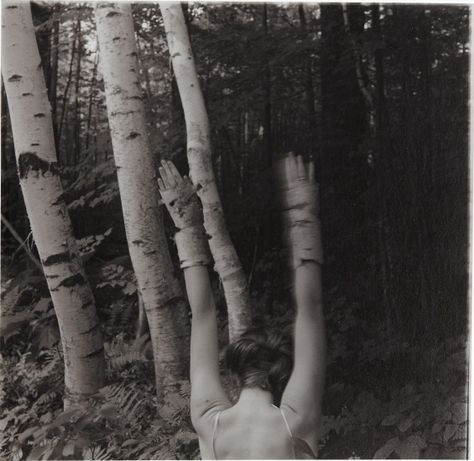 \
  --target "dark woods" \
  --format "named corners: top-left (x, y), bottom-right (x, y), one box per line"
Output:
top-left (1, 2), bottom-right (468, 459)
